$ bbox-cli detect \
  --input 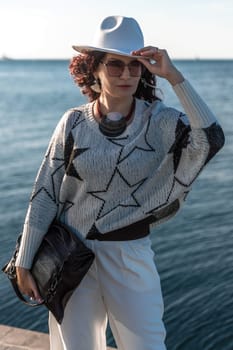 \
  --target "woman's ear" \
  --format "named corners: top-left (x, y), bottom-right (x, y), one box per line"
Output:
top-left (90, 77), bottom-right (101, 93)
